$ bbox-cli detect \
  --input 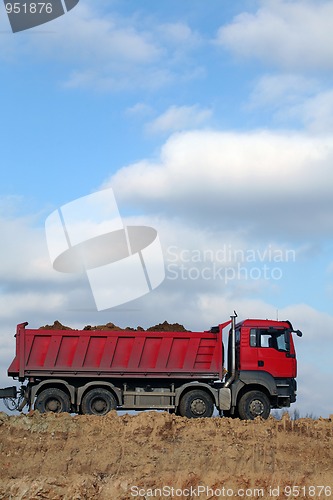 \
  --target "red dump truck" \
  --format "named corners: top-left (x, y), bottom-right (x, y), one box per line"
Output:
top-left (0, 313), bottom-right (302, 419)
